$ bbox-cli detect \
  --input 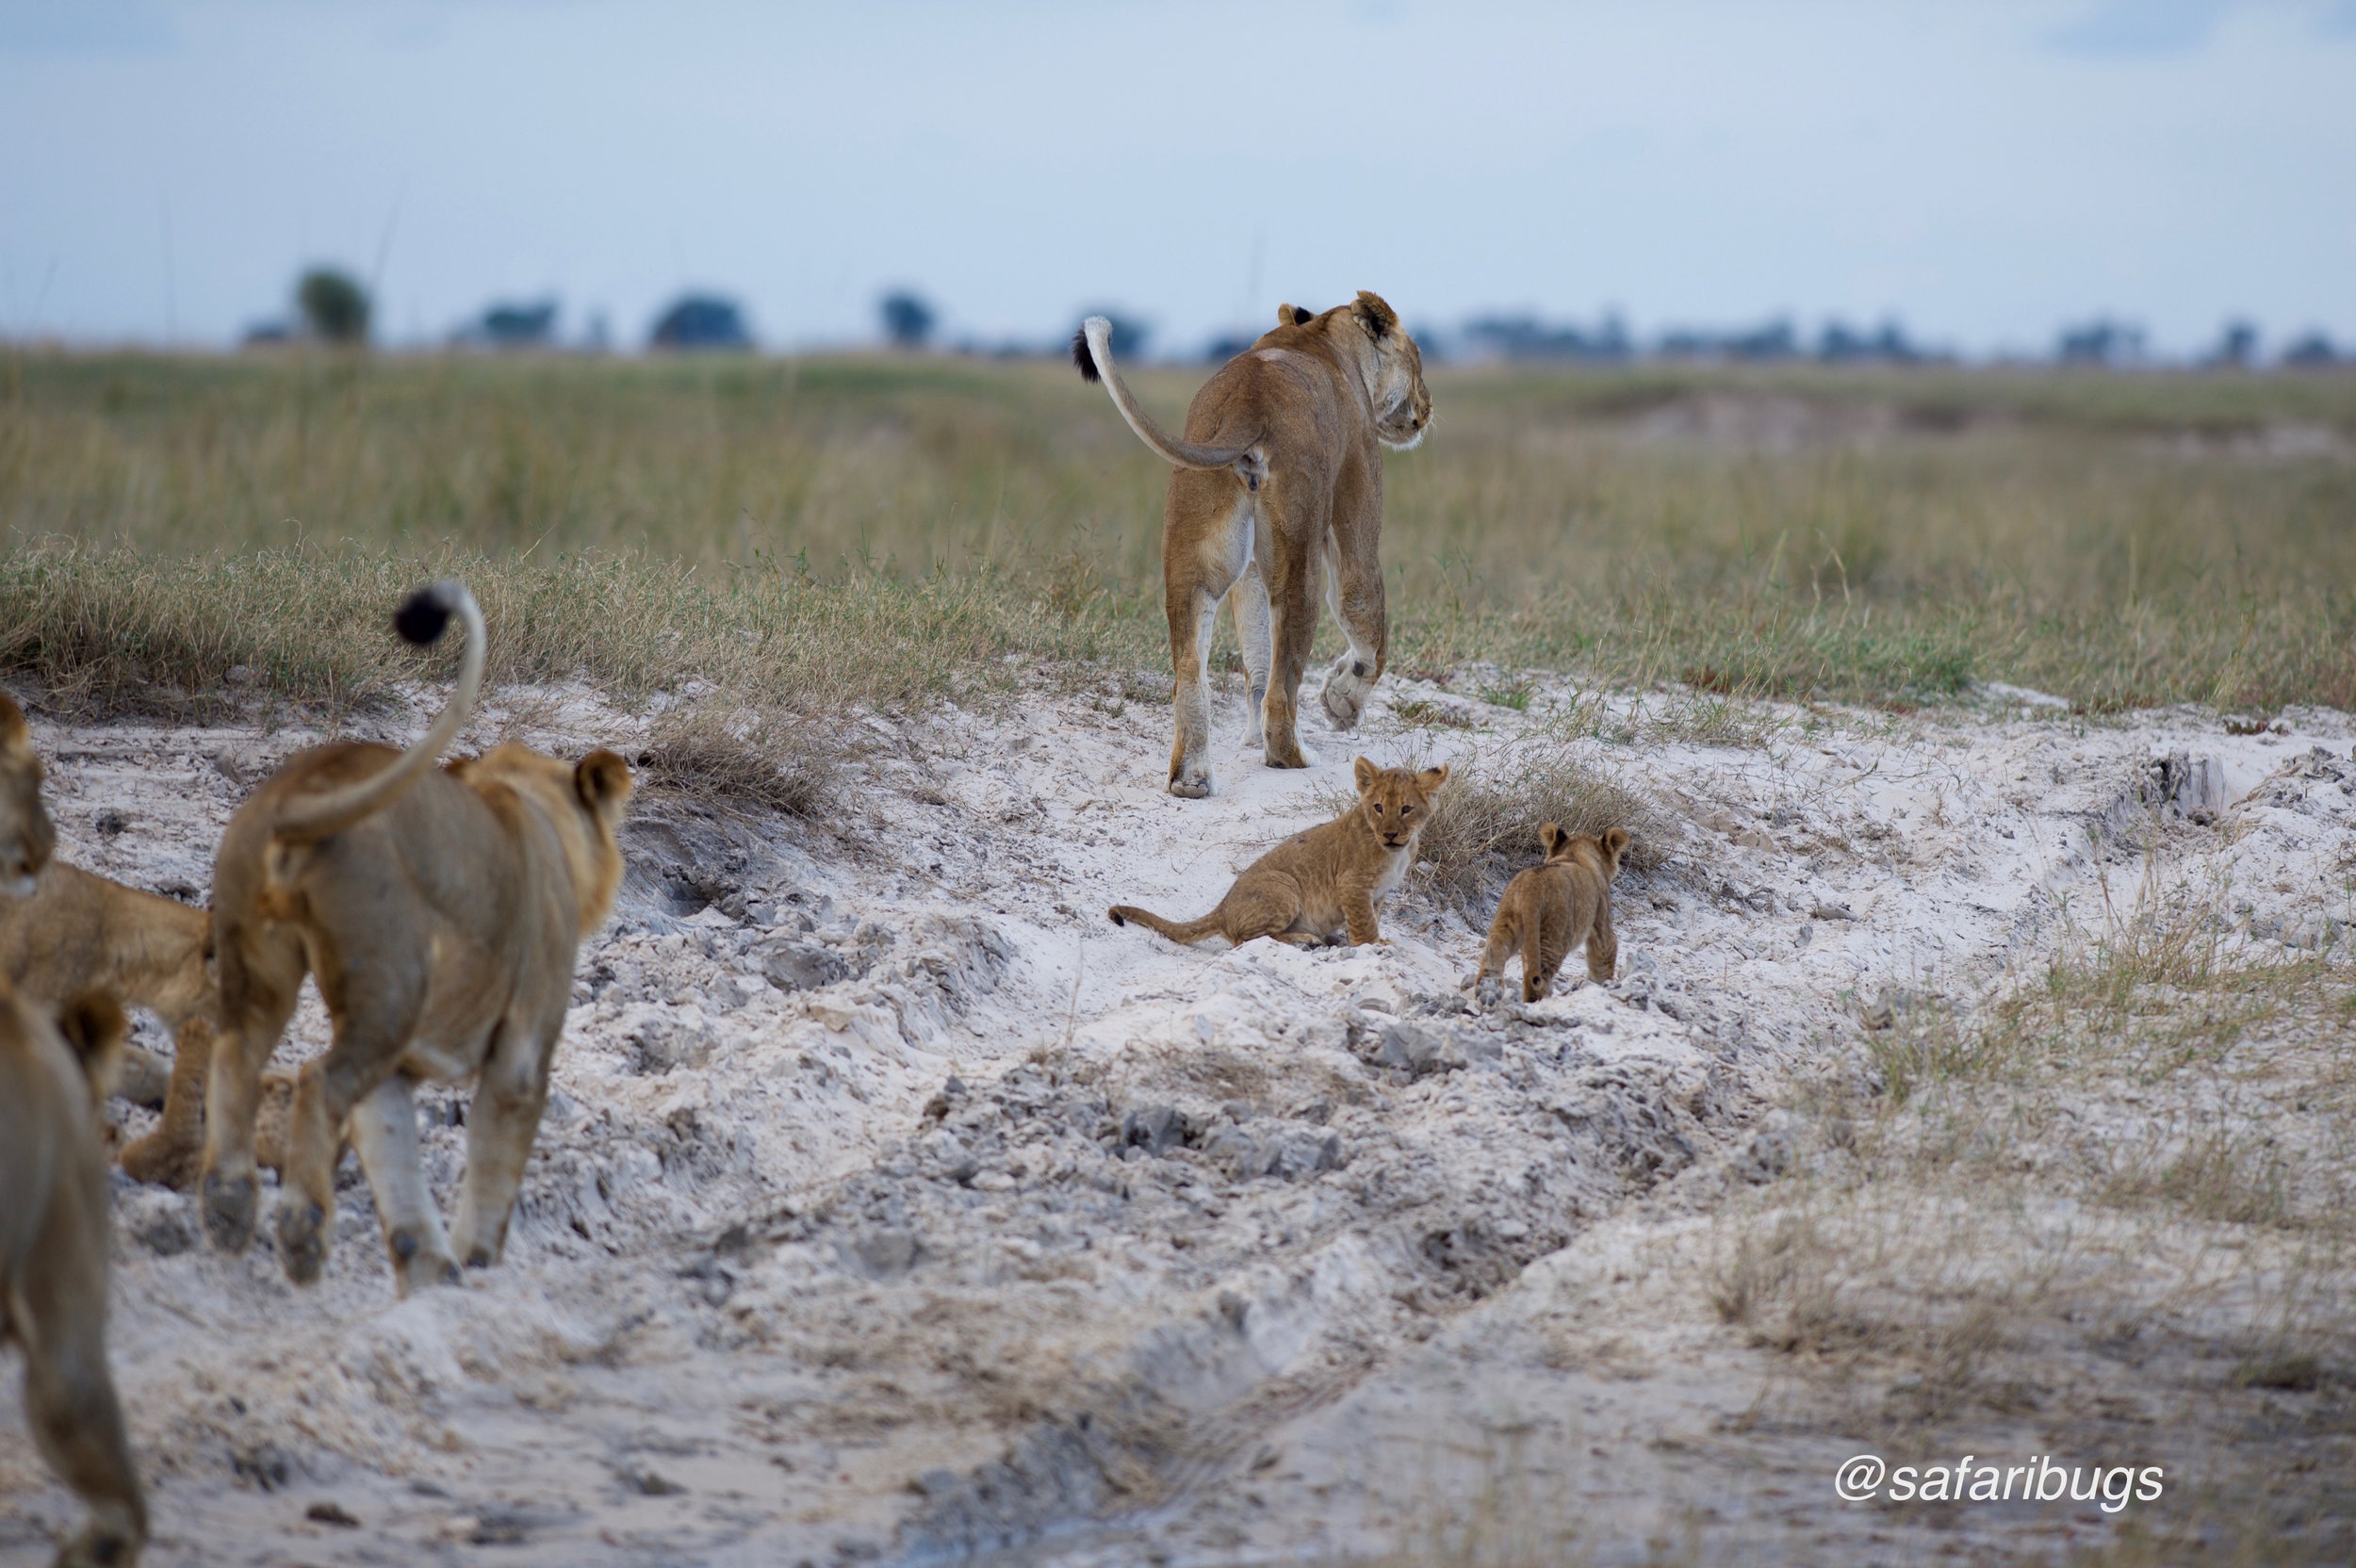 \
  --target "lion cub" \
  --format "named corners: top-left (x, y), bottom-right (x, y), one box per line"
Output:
top-left (1475, 824), bottom-right (1628, 1004)
top-left (1109, 757), bottom-right (1447, 948)
top-left (0, 984), bottom-right (146, 1568)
